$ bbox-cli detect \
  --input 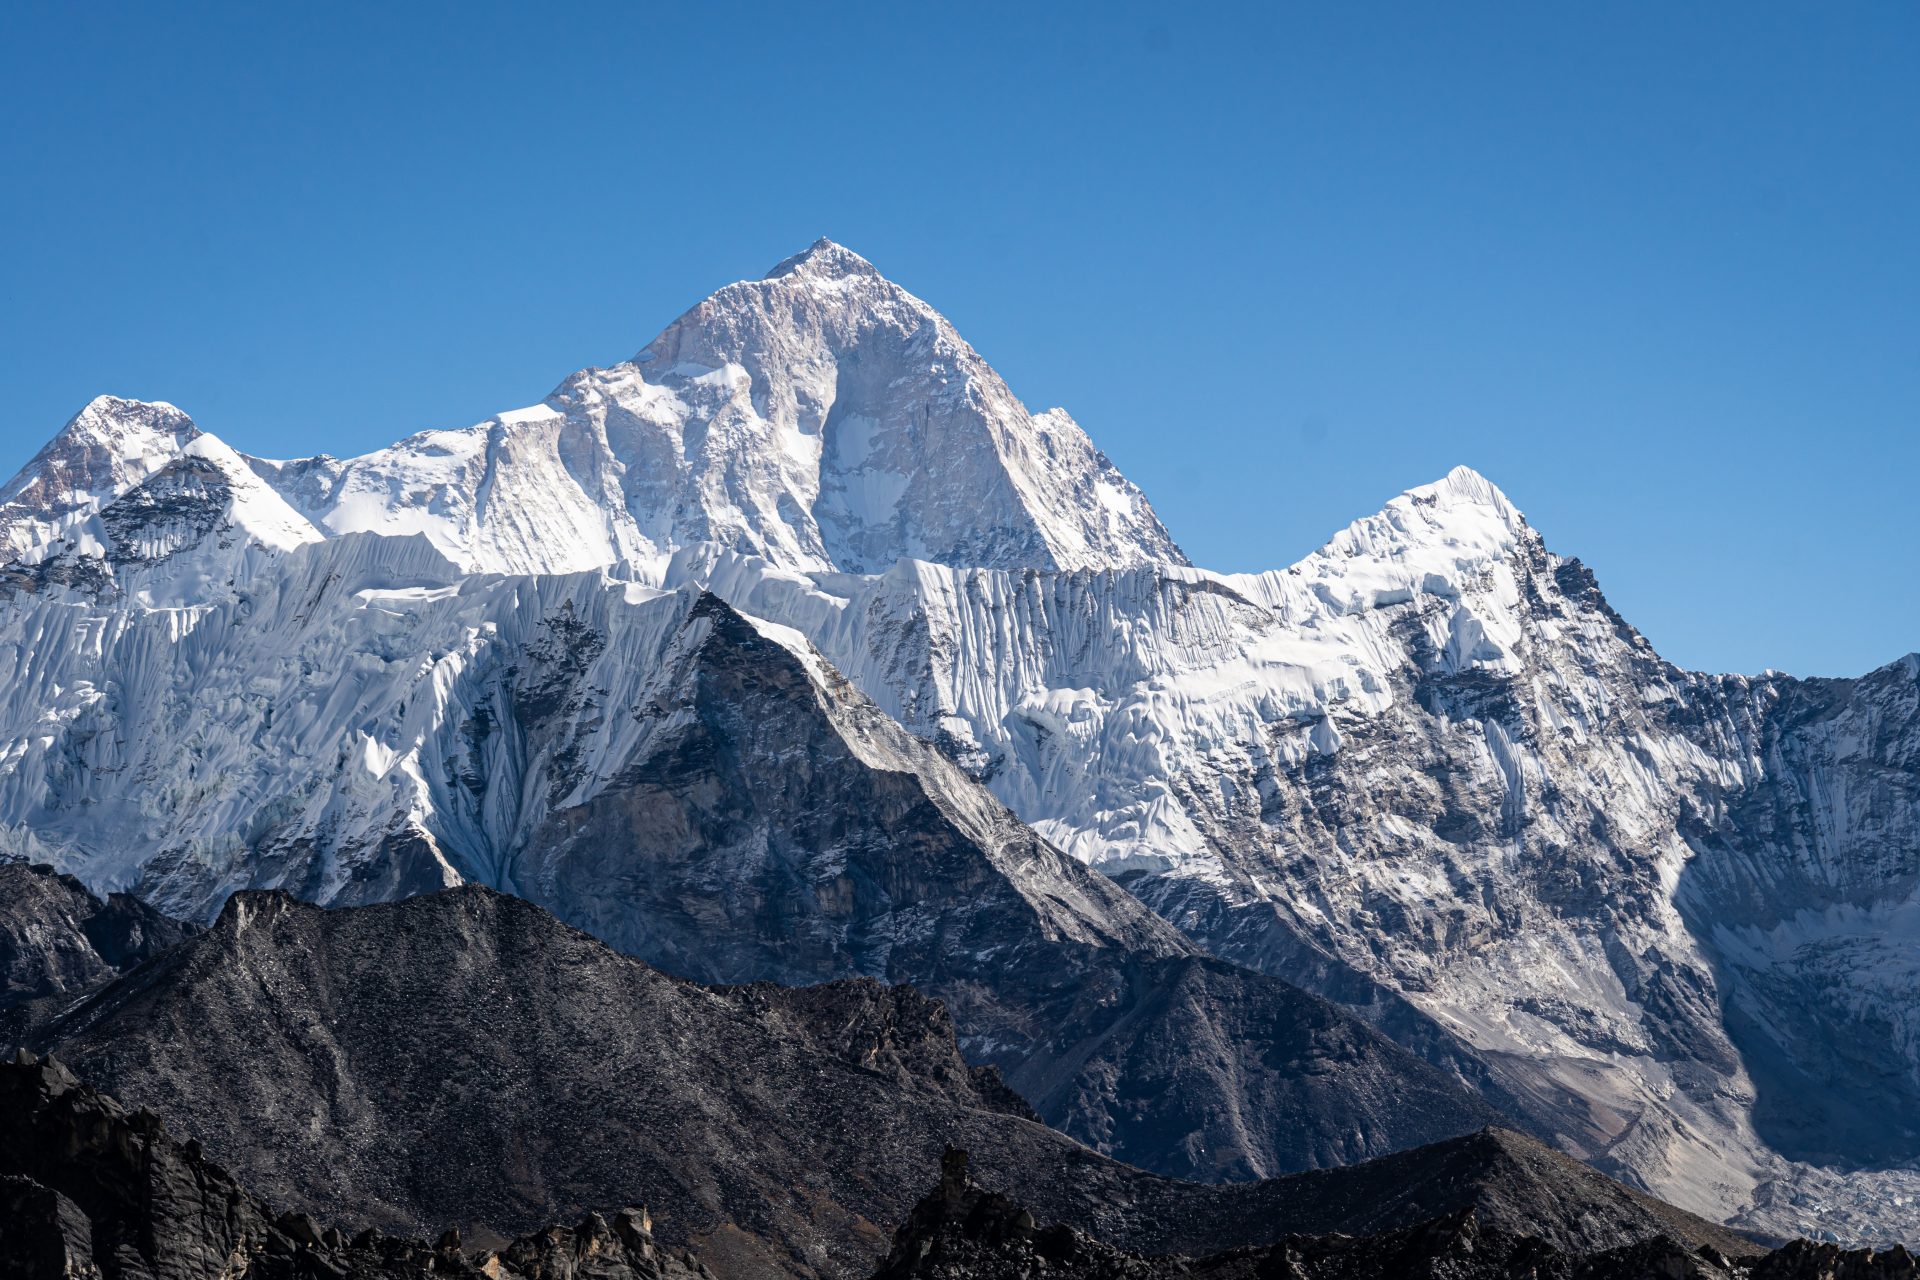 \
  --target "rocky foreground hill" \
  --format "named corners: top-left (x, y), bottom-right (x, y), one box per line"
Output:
top-left (5, 1056), bottom-right (1898, 1280)
top-left (0, 872), bottom-right (1755, 1280)
top-left (1, 1051), bottom-right (708, 1280)
top-left (873, 1149), bottom-right (1913, 1280)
